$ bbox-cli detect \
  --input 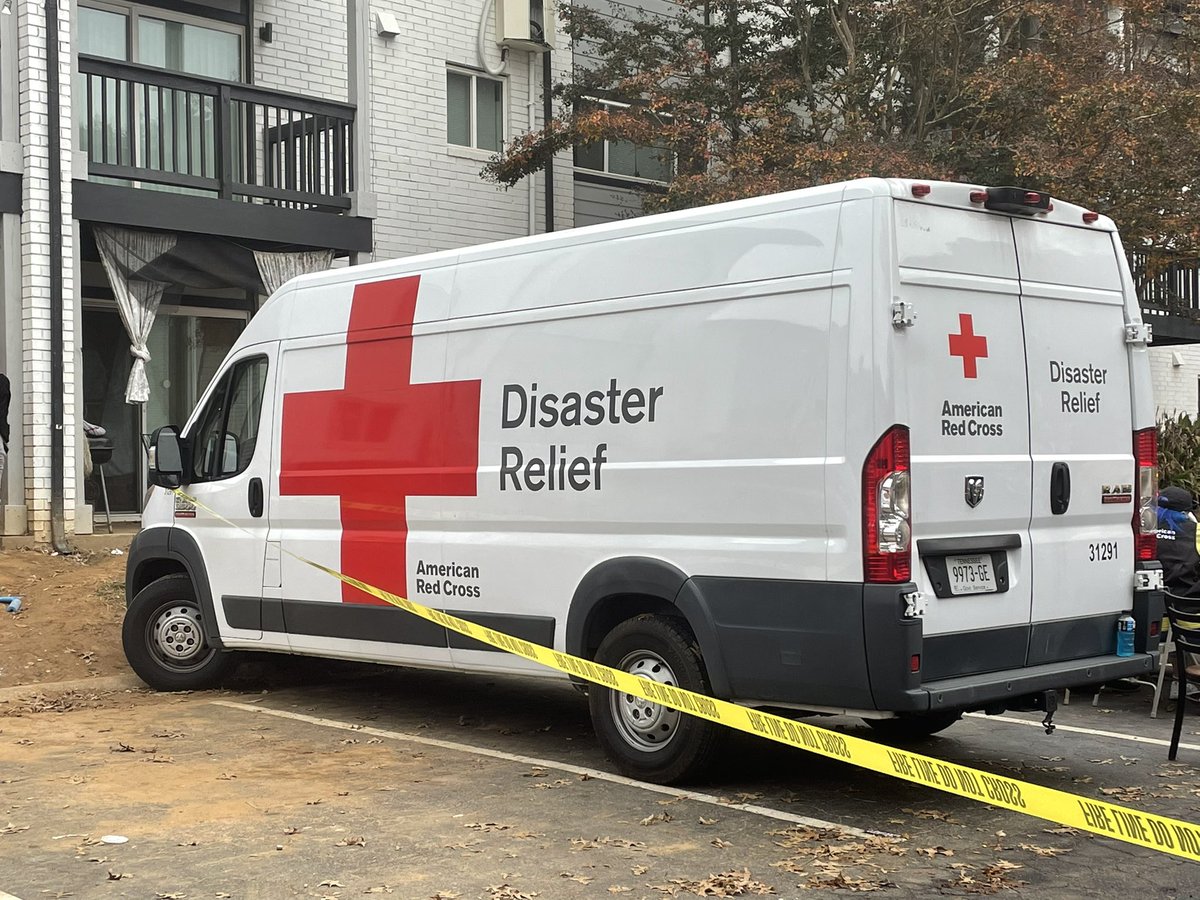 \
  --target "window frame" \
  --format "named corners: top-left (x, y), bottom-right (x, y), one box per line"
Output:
top-left (79, 0), bottom-right (246, 82)
top-left (446, 65), bottom-right (507, 153)
top-left (572, 96), bottom-right (675, 185)
top-left (185, 353), bottom-right (268, 484)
